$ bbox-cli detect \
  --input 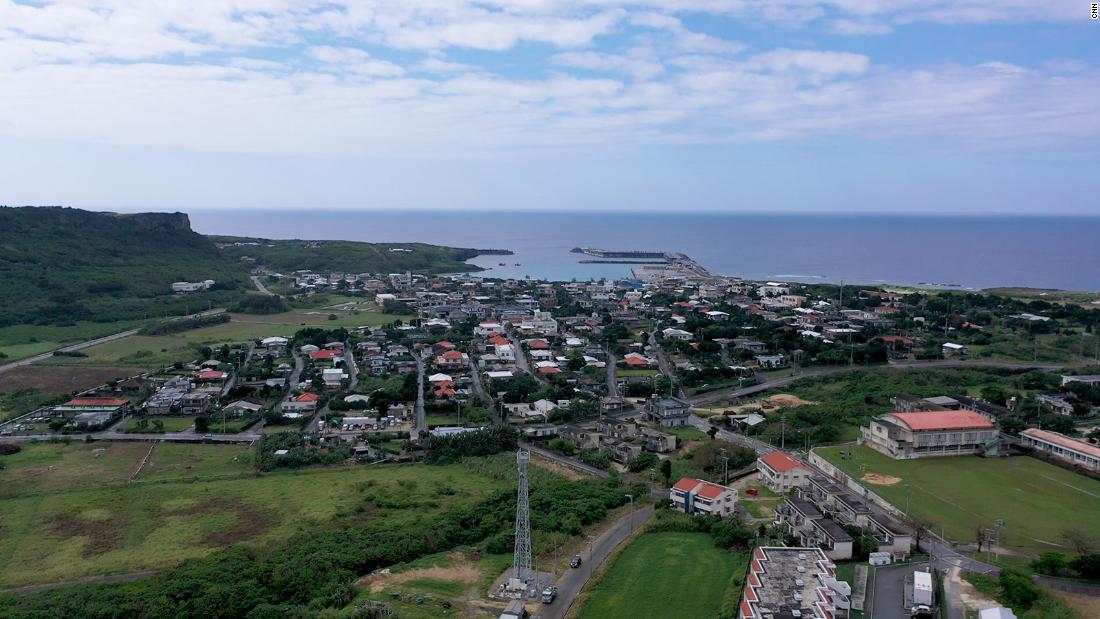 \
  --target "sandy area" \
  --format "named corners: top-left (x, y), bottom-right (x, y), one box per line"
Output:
top-left (1051, 589), bottom-right (1100, 617)
top-left (359, 552), bottom-right (481, 594)
top-left (862, 472), bottom-right (902, 486)
top-left (699, 394), bottom-right (818, 417)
